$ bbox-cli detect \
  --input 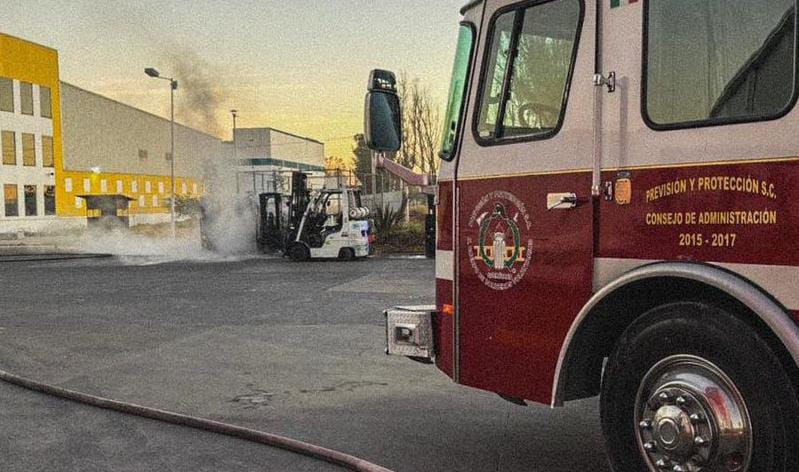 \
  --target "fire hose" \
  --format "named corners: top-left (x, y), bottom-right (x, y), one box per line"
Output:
top-left (0, 368), bottom-right (395, 472)
top-left (0, 253), bottom-right (395, 471)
